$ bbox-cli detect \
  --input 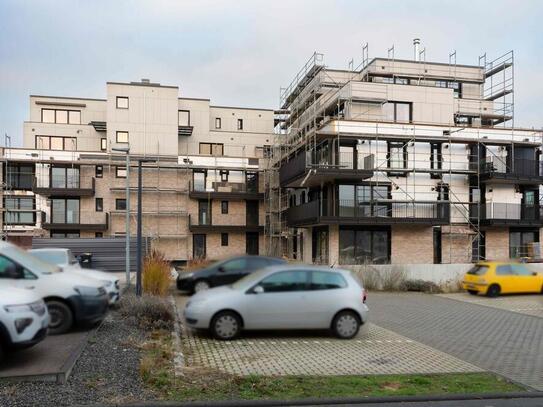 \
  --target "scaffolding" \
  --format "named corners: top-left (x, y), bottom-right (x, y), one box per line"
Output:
top-left (266, 46), bottom-right (542, 264)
